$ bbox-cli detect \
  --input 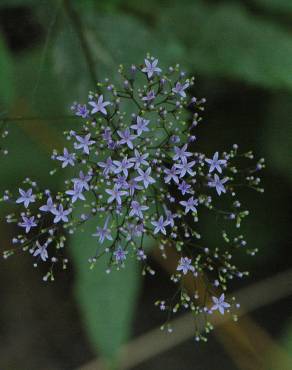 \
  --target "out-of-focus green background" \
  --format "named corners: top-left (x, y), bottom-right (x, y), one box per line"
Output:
top-left (0, 1), bottom-right (291, 369)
